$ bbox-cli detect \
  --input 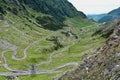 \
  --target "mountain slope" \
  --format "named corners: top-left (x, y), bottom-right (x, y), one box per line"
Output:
top-left (1, 0), bottom-right (86, 21)
top-left (18, 0), bottom-right (86, 22)
top-left (0, 0), bottom-right (86, 31)
top-left (87, 14), bottom-right (106, 22)
top-left (59, 19), bottom-right (120, 80)
top-left (99, 7), bottom-right (120, 23)
top-left (0, 0), bottom-right (97, 80)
